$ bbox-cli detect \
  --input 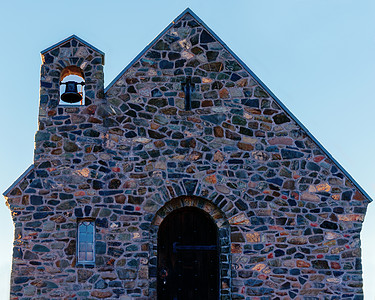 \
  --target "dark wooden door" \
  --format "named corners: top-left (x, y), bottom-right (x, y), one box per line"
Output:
top-left (157, 207), bottom-right (219, 300)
